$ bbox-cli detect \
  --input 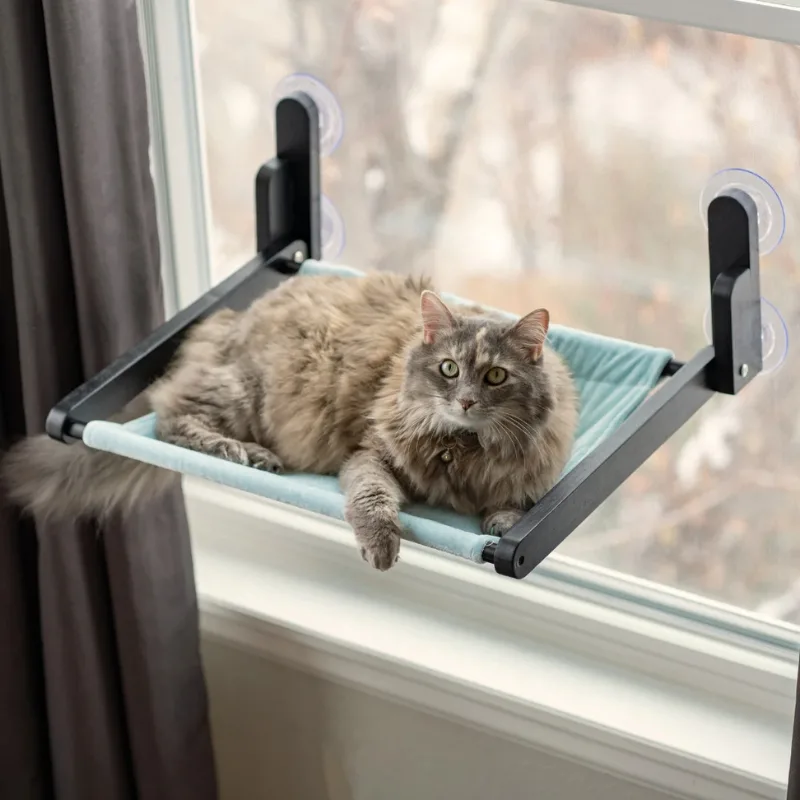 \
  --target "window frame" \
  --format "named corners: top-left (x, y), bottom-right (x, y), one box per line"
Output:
top-left (550, 0), bottom-right (800, 46)
top-left (140, 3), bottom-right (800, 786)
top-left (140, 0), bottom-right (800, 634)
top-left (141, 0), bottom-right (800, 312)
top-left (137, 0), bottom-right (214, 314)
